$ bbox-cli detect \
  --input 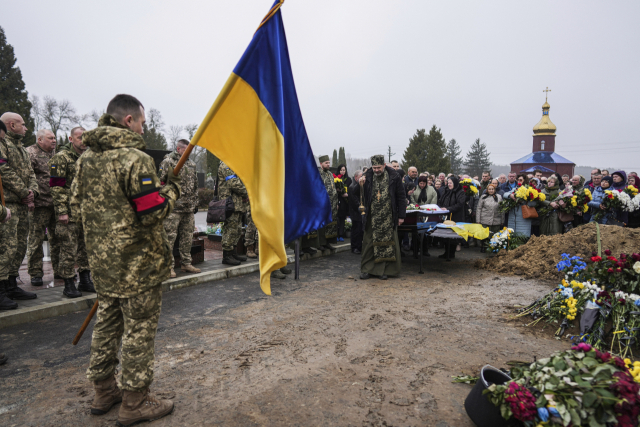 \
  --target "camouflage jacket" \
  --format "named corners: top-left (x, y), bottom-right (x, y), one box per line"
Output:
top-left (217, 161), bottom-right (247, 212)
top-left (71, 114), bottom-right (181, 298)
top-left (0, 131), bottom-right (39, 204)
top-left (26, 143), bottom-right (55, 208)
top-left (320, 169), bottom-right (338, 202)
top-left (49, 145), bottom-right (82, 219)
top-left (158, 150), bottom-right (198, 213)
top-left (0, 204), bottom-right (6, 222)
